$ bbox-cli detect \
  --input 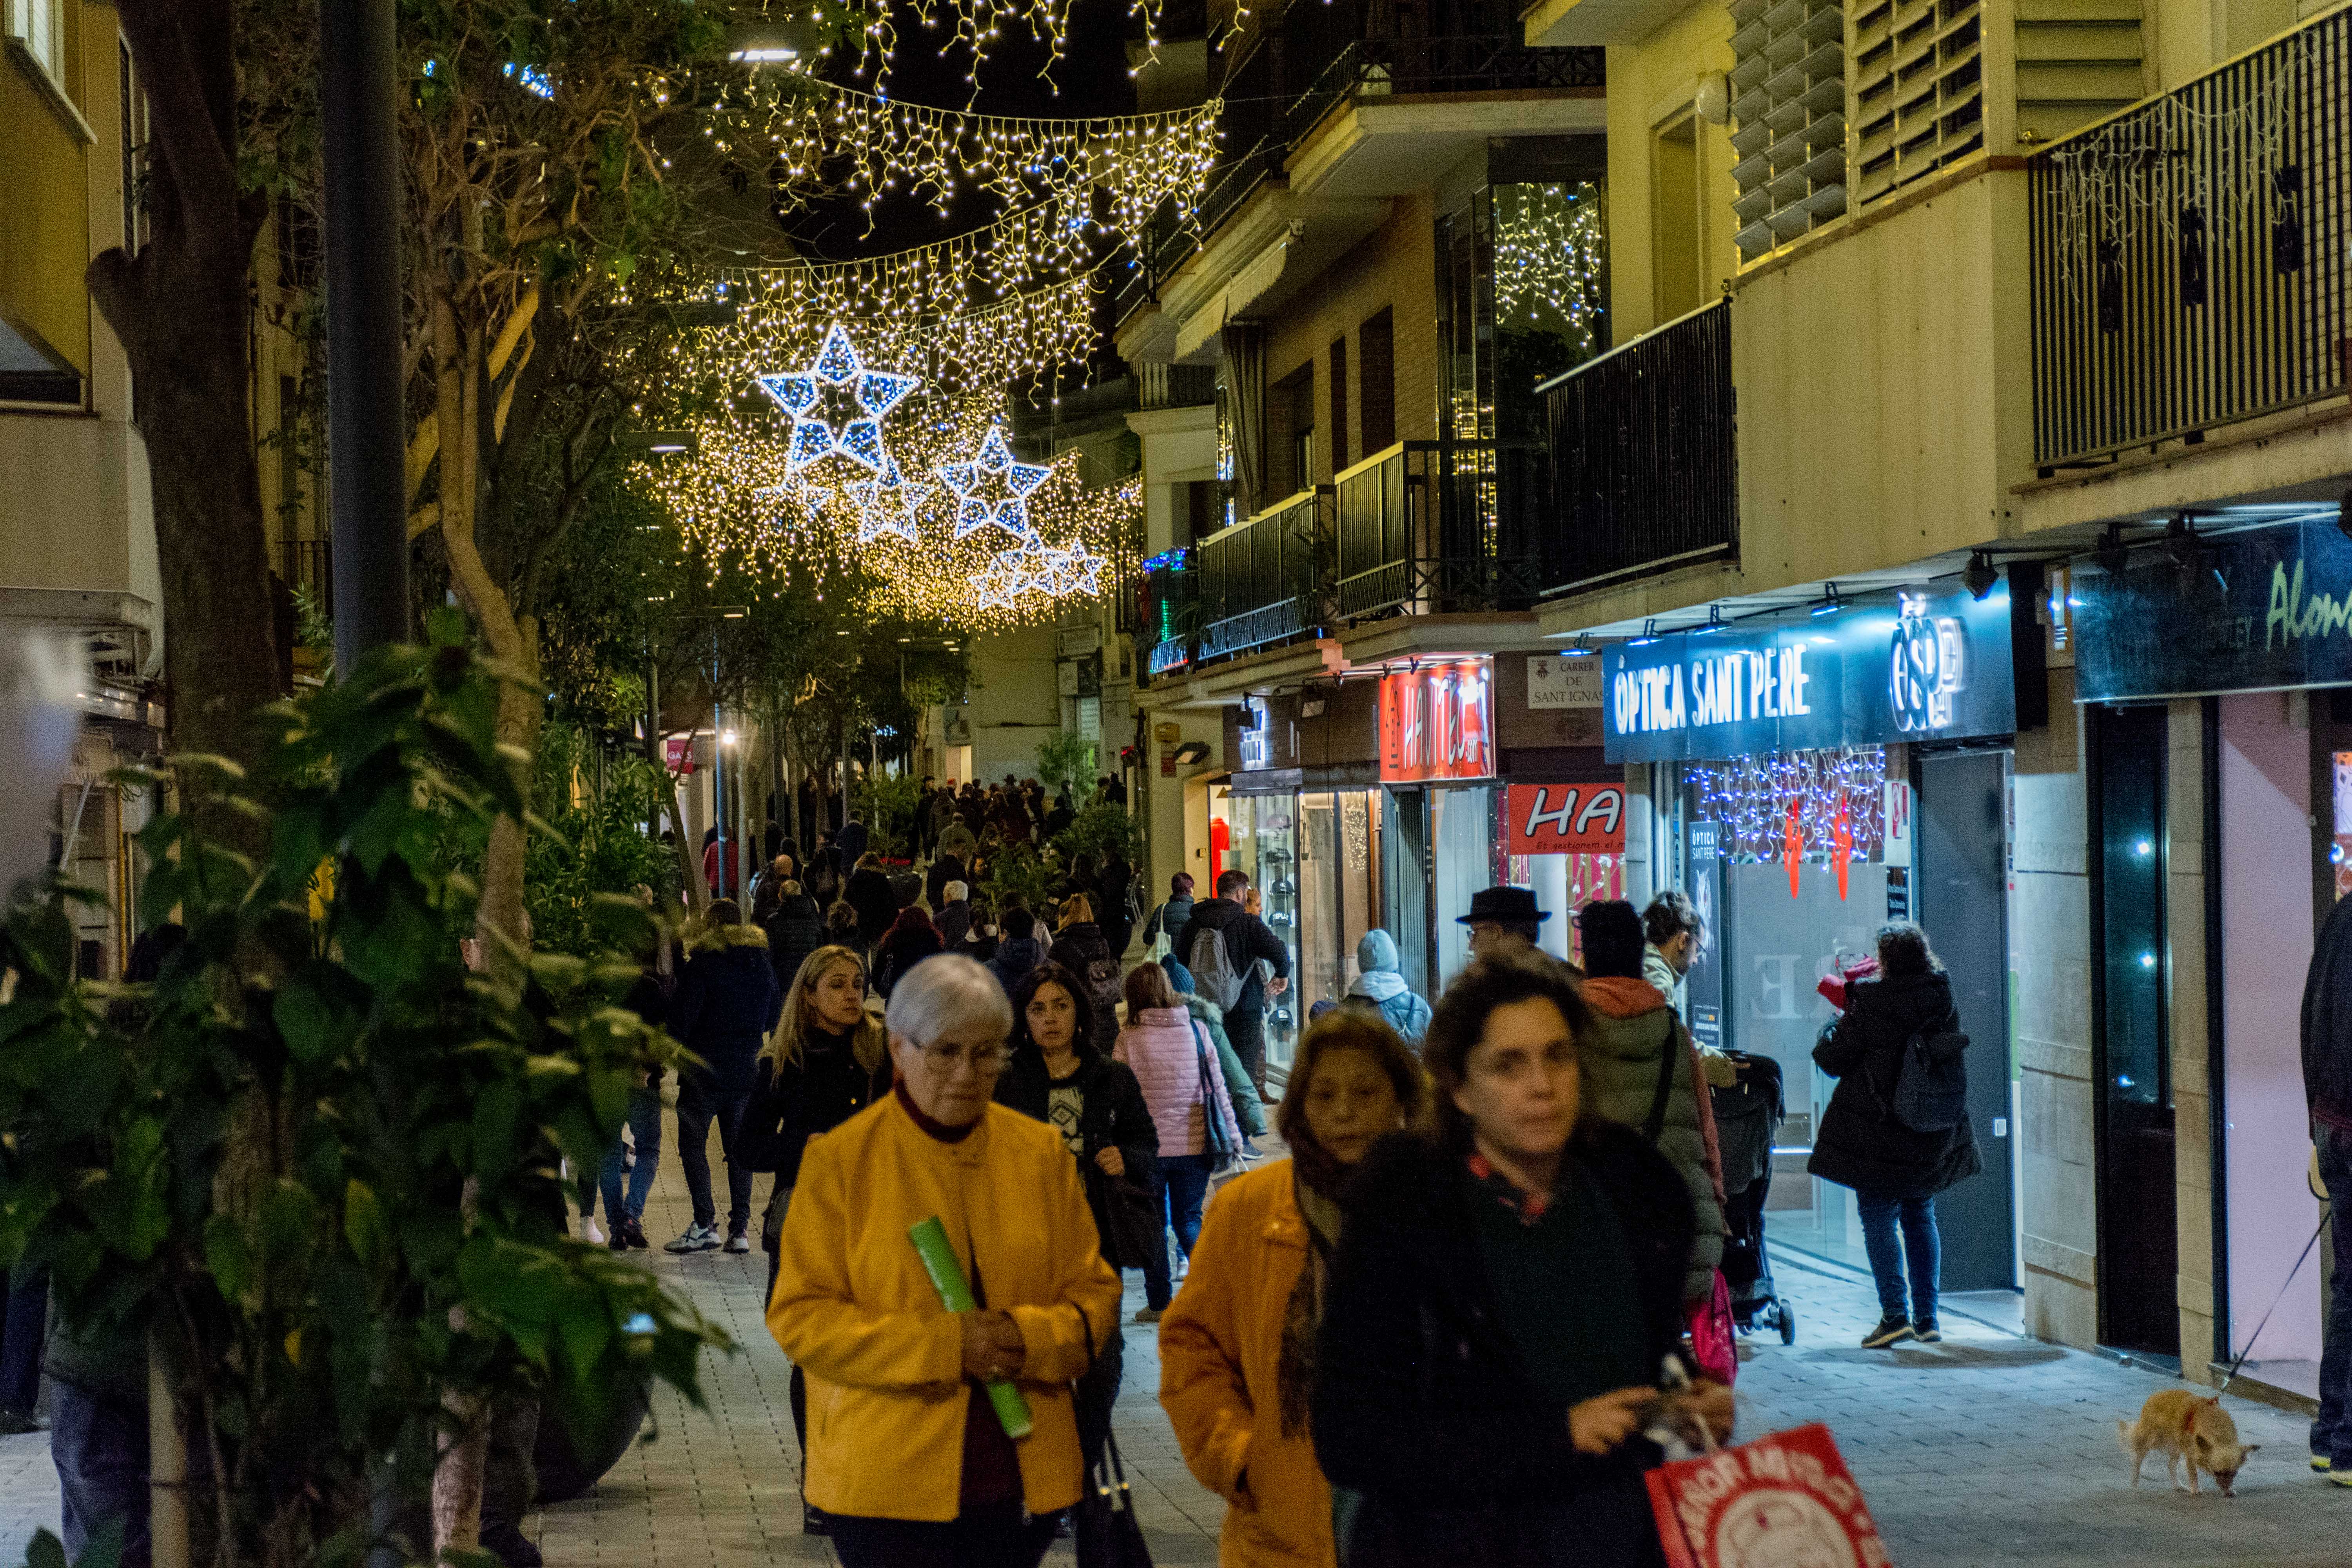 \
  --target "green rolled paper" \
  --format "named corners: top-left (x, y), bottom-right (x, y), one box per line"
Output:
top-left (908, 1215), bottom-right (1034, 1440)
